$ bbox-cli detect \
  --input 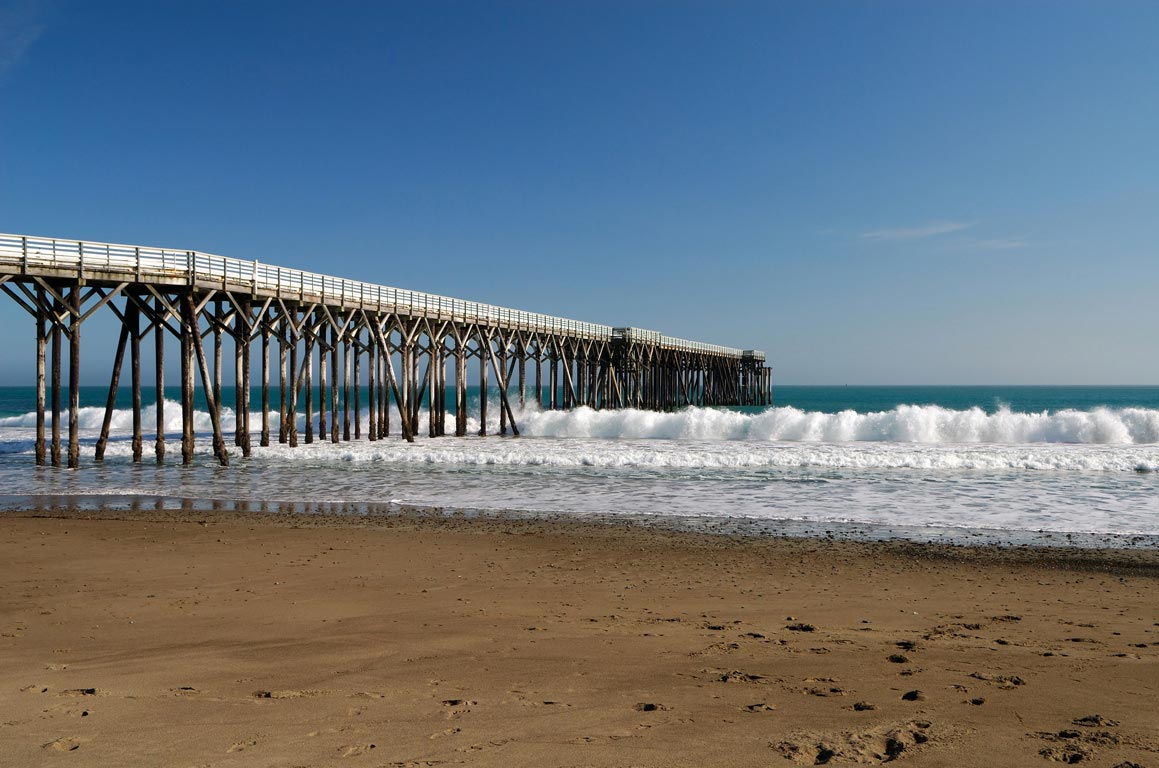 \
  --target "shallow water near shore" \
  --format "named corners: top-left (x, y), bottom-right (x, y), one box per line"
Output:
top-left (1, 385), bottom-right (1158, 548)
